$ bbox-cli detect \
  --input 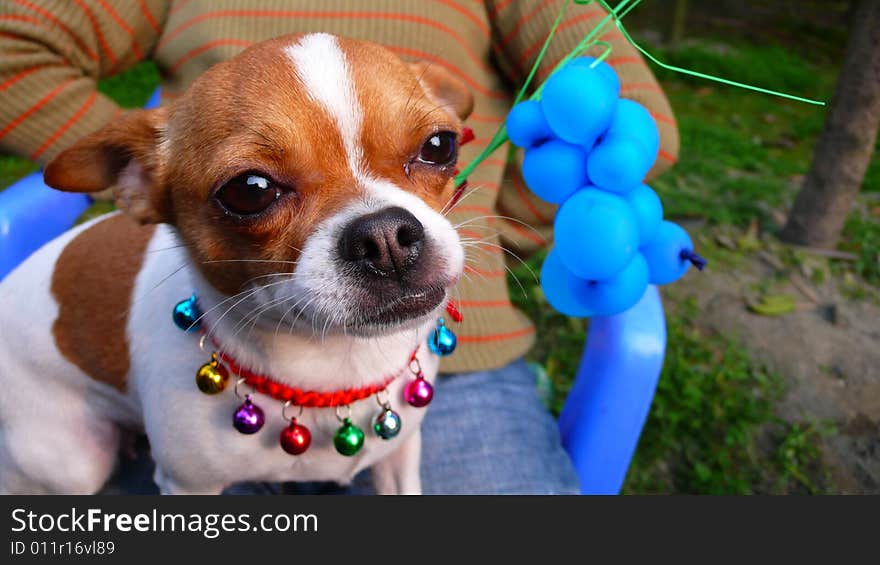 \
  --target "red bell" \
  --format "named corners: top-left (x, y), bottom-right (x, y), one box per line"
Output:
top-left (279, 419), bottom-right (312, 455)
